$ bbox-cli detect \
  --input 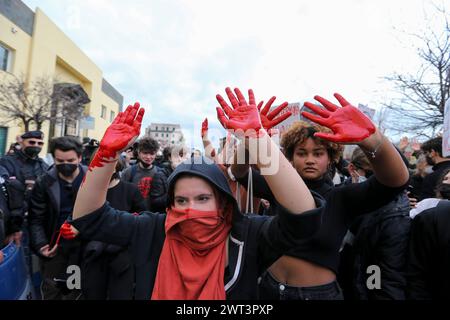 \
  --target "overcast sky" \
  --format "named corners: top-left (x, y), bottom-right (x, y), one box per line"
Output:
top-left (22, 0), bottom-right (450, 148)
